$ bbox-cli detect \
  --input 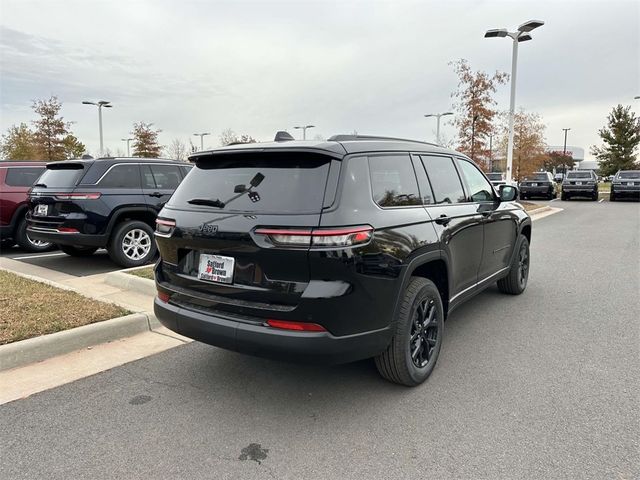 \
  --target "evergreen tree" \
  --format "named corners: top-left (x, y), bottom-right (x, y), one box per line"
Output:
top-left (591, 104), bottom-right (640, 175)
top-left (62, 135), bottom-right (86, 159)
top-left (131, 122), bottom-right (163, 158)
